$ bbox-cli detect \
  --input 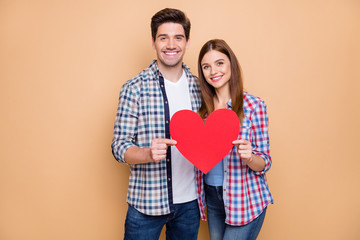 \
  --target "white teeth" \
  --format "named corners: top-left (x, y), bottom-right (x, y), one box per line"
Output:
top-left (164, 52), bottom-right (177, 55)
top-left (212, 76), bottom-right (222, 80)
